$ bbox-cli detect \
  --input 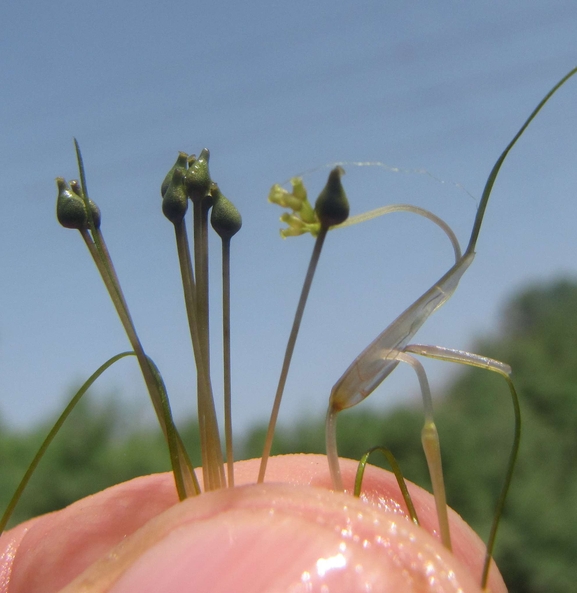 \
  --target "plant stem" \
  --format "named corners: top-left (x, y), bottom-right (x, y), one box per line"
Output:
top-left (79, 228), bottom-right (199, 498)
top-left (221, 237), bottom-right (234, 486)
top-left (258, 227), bottom-right (329, 482)
top-left (191, 199), bottom-right (225, 490)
